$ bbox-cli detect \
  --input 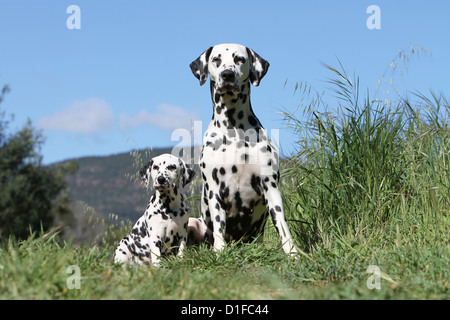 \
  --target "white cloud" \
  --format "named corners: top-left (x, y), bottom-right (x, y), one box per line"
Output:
top-left (119, 104), bottom-right (198, 131)
top-left (38, 98), bottom-right (114, 134)
top-left (38, 100), bottom-right (198, 136)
